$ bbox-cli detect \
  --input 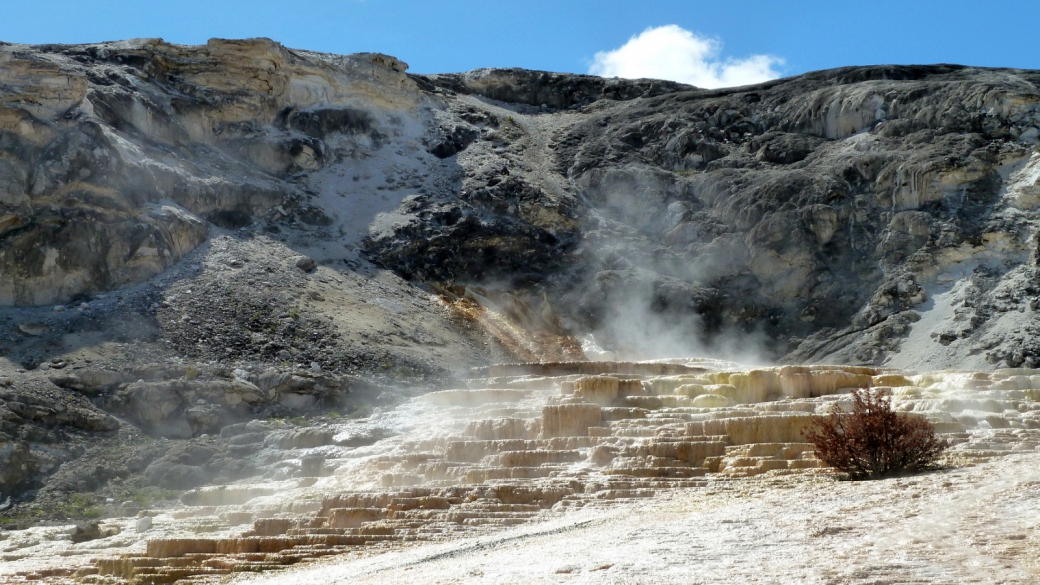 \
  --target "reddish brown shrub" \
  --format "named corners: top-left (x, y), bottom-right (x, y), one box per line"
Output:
top-left (805, 388), bottom-right (949, 480)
